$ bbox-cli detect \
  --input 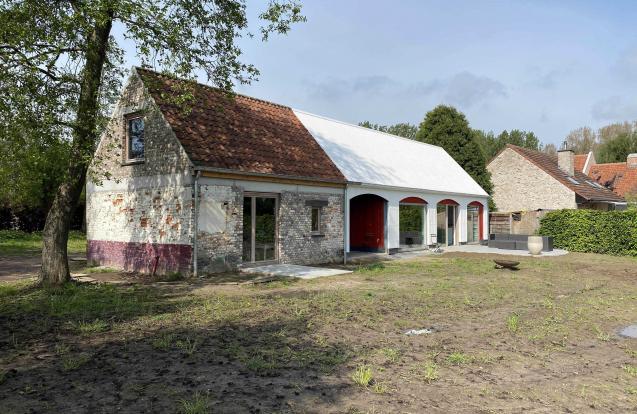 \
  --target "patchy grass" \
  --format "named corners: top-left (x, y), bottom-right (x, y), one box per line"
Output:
top-left (2, 252), bottom-right (637, 413)
top-left (0, 230), bottom-right (86, 256)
